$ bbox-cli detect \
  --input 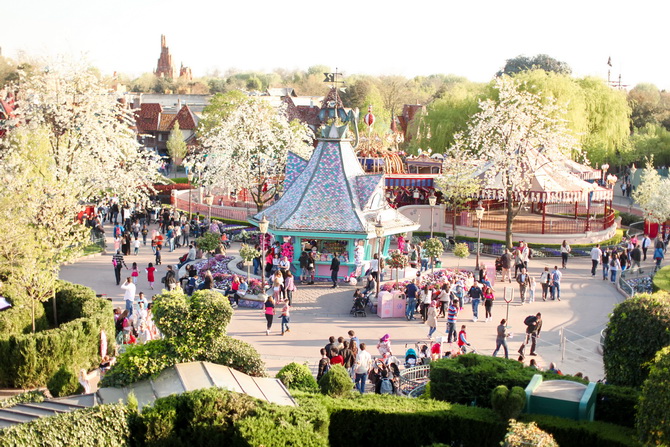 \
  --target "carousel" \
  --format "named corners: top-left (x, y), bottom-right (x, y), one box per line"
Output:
top-left (249, 103), bottom-right (419, 279)
top-left (458, 149), bottom-right (616, 238)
